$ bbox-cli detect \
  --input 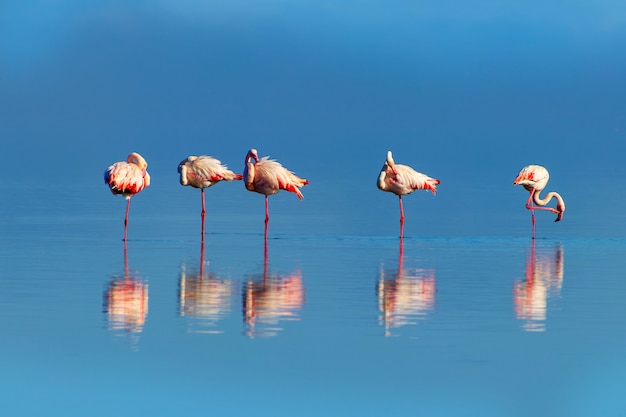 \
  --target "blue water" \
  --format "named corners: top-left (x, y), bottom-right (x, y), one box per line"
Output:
top-left (1, 180), bottom-right (625, 416)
